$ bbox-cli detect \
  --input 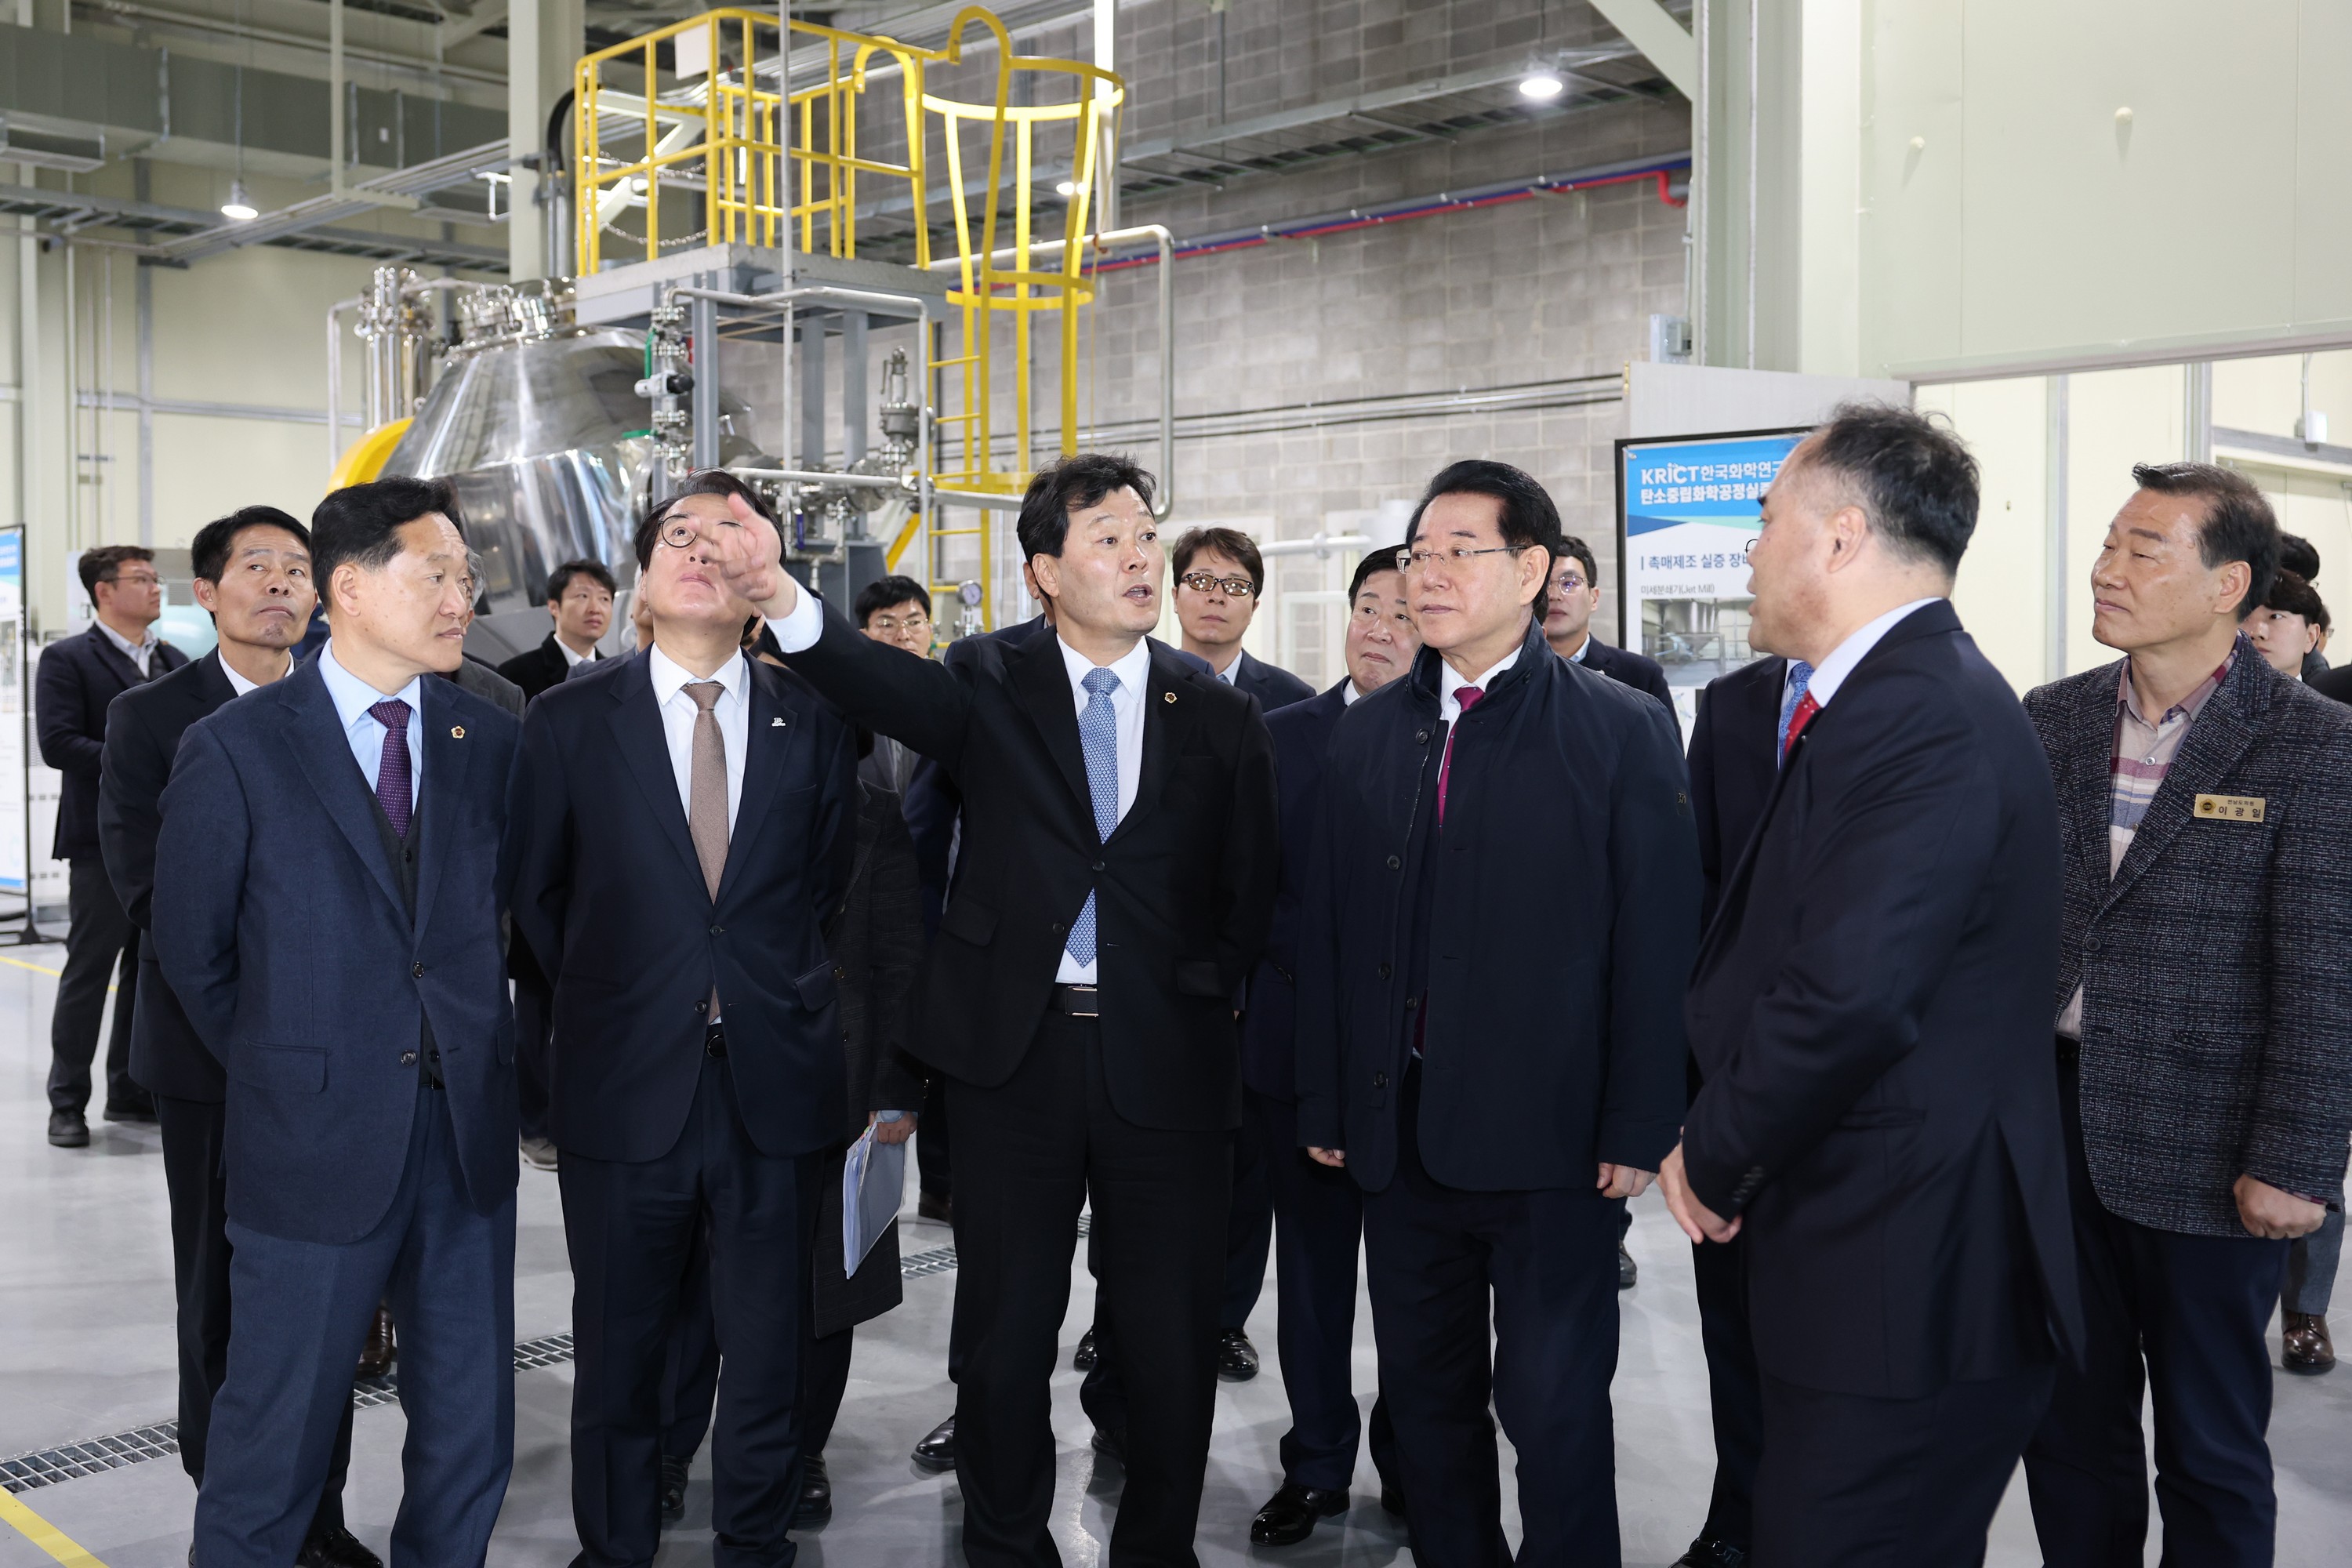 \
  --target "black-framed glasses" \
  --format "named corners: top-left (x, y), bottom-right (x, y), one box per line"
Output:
top-left (1178, 571), bottom-right (1258, 598)
top-left (1395, 545), bottom-right (1530, 573)
top-left (657, 516), bottom-right (742, 550)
